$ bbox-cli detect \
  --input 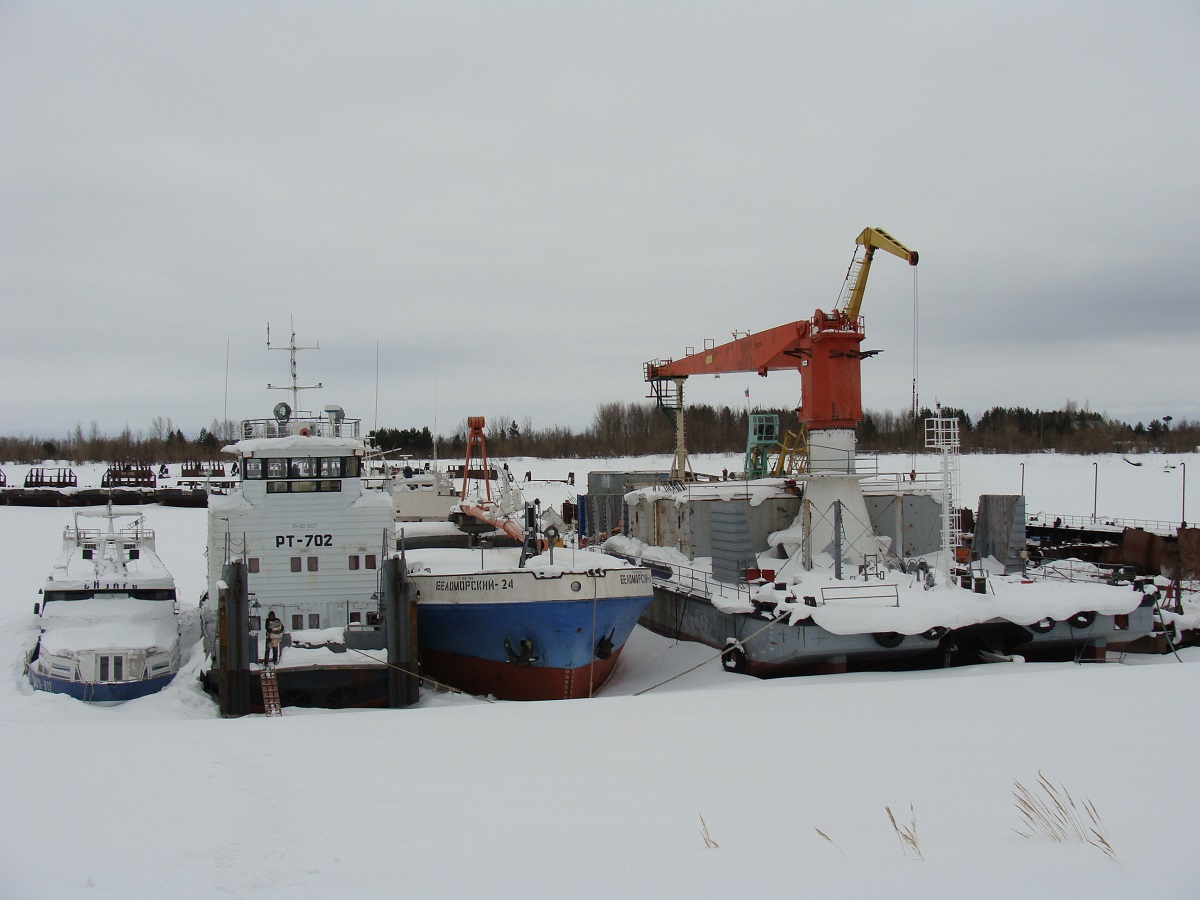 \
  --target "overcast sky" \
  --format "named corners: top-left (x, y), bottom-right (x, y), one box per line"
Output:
top-left (3, 2), bottom-right (1197, 442)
